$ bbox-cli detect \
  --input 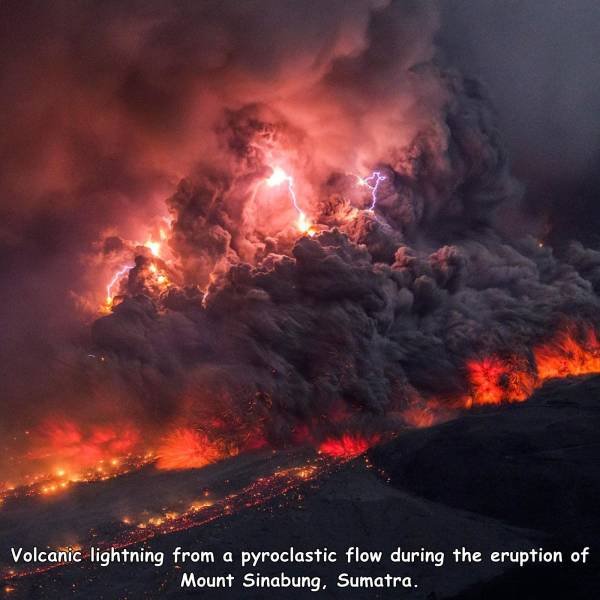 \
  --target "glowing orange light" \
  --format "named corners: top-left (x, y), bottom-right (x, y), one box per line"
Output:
top-left (156, 428), bottom-right (226, 470)
top-left (10, 420), bottom-right (149, 497)
top-left (318, 433), bottom-right (380, 458)
top-left (466, 325), bottom-right (600, 407)
top-left (466, 355), bottom-right (535, 406)
top-left (402, 407), bottom-right (436, 428)
top-left (189, 500), bottom-right (214, 511)
top-left (535, 326), bottom-right (600, 381)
